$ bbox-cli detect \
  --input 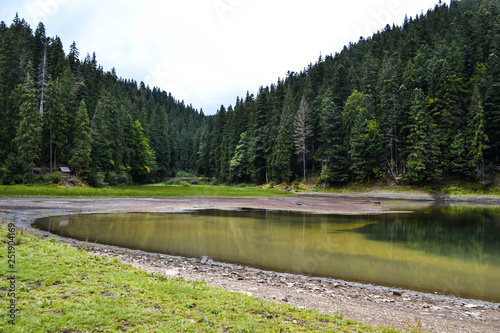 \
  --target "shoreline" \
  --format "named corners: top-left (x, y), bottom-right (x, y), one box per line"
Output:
top-left (1, 195), bottom-right (500, 332)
